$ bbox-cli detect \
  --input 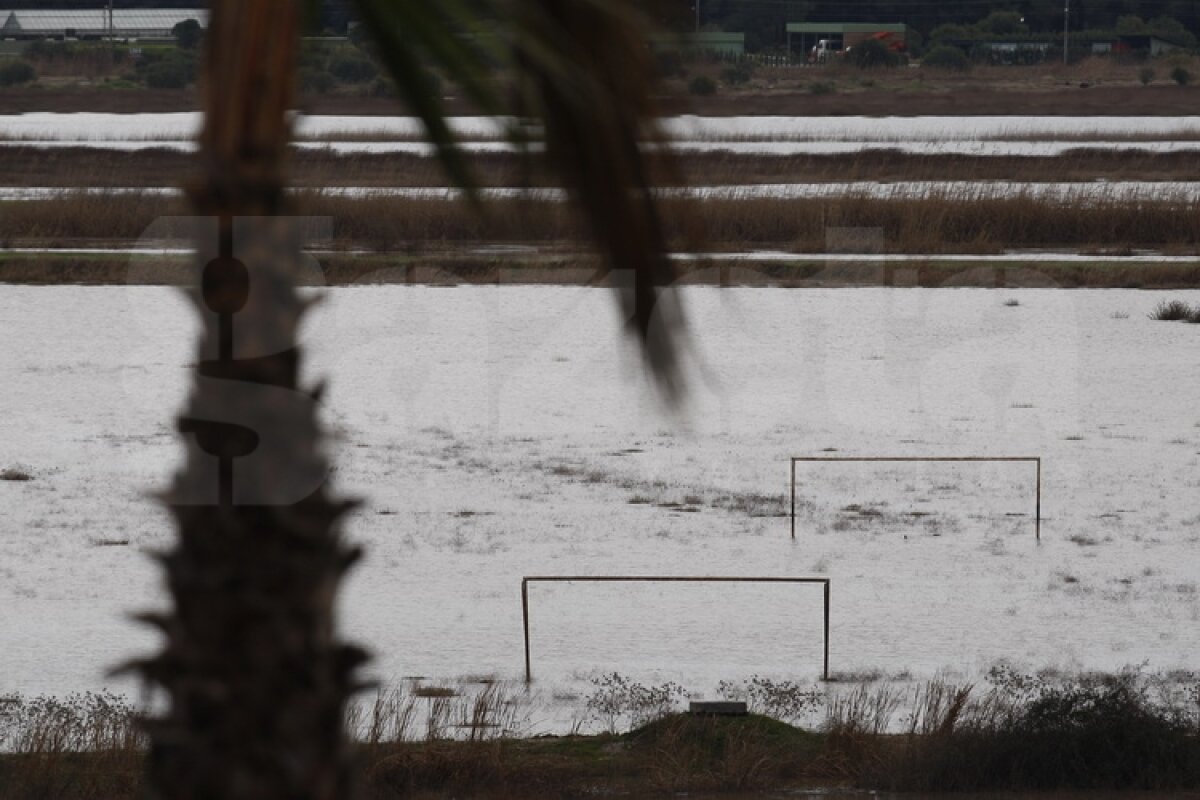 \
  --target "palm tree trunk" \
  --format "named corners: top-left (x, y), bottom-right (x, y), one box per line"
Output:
top-left (137, 2), bottom-right (365, 797)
